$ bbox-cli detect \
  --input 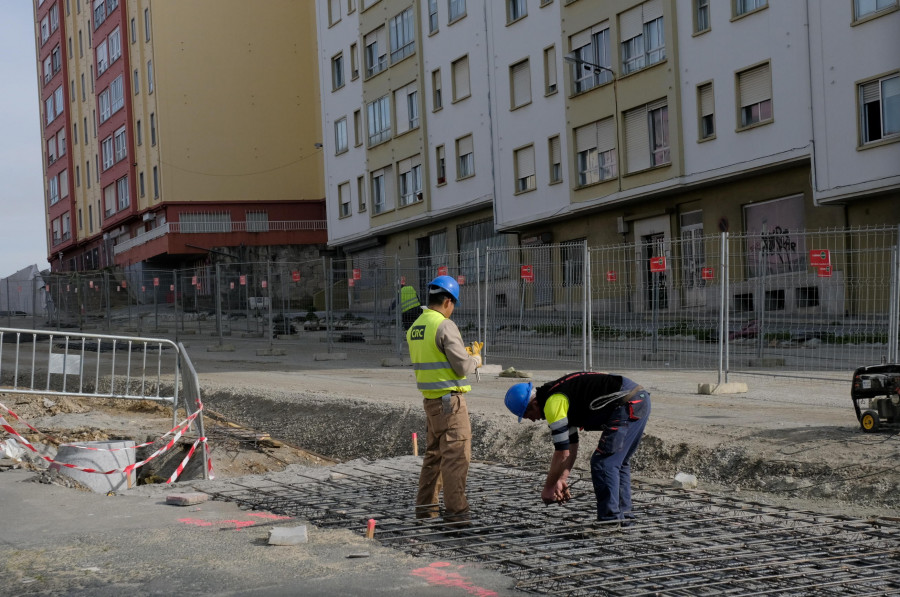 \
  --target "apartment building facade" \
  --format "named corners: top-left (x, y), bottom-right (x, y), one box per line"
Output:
top-left (34, 0), bottom-right (327, 276)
